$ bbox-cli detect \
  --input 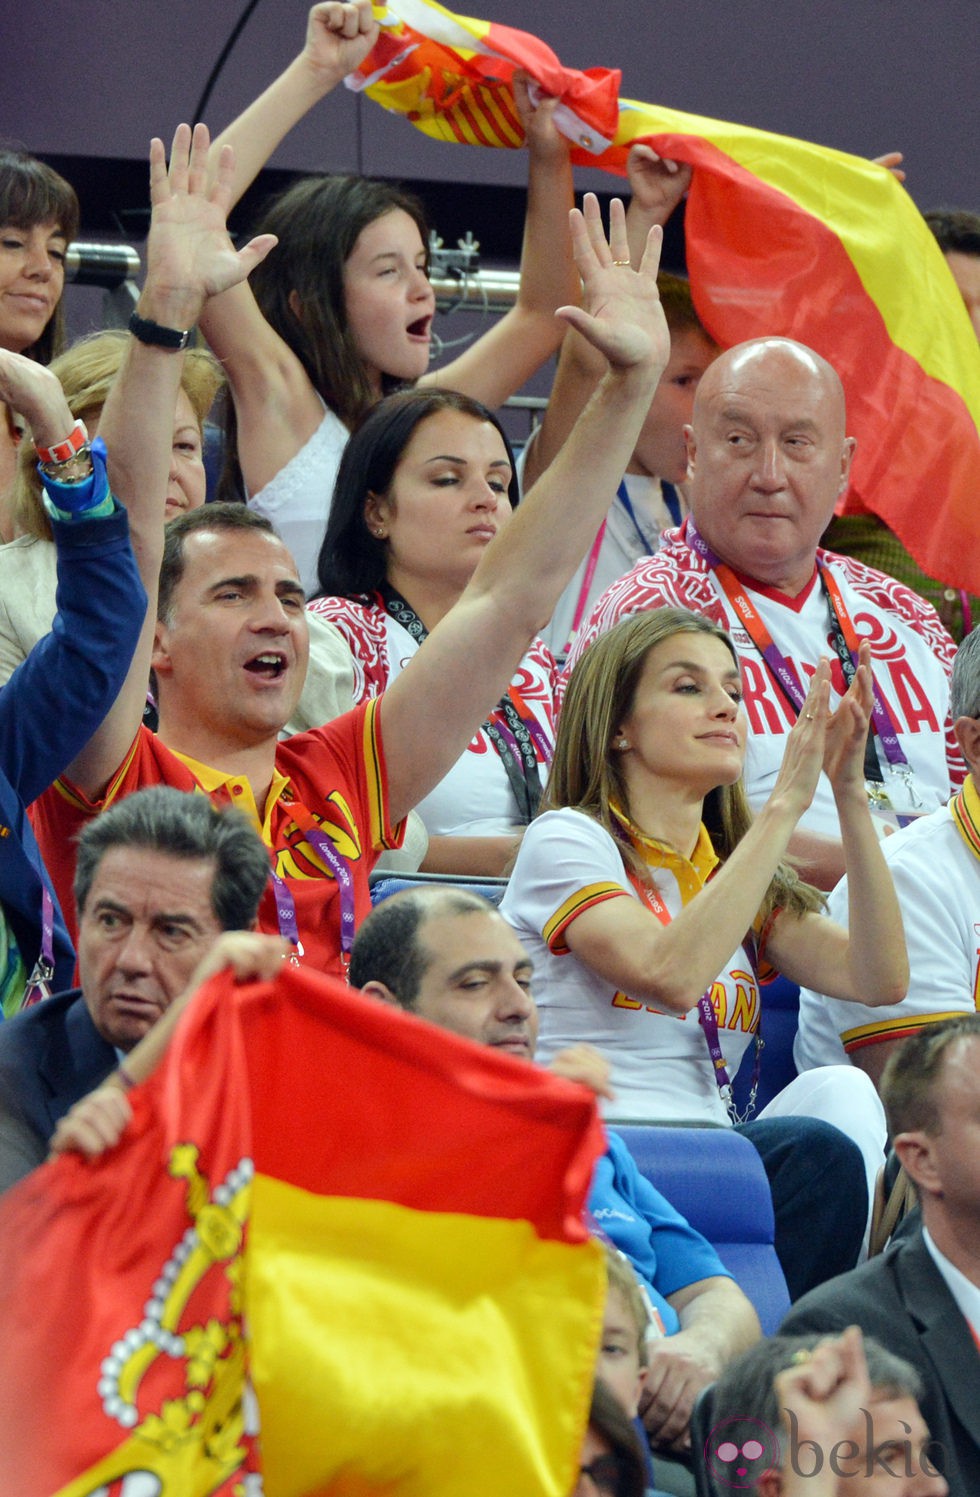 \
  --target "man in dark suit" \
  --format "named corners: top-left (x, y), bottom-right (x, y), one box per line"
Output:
top-left (0, 786), bottom-right (269, 1191)
top-left (781, 1016), bottom-right (980, 1496)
